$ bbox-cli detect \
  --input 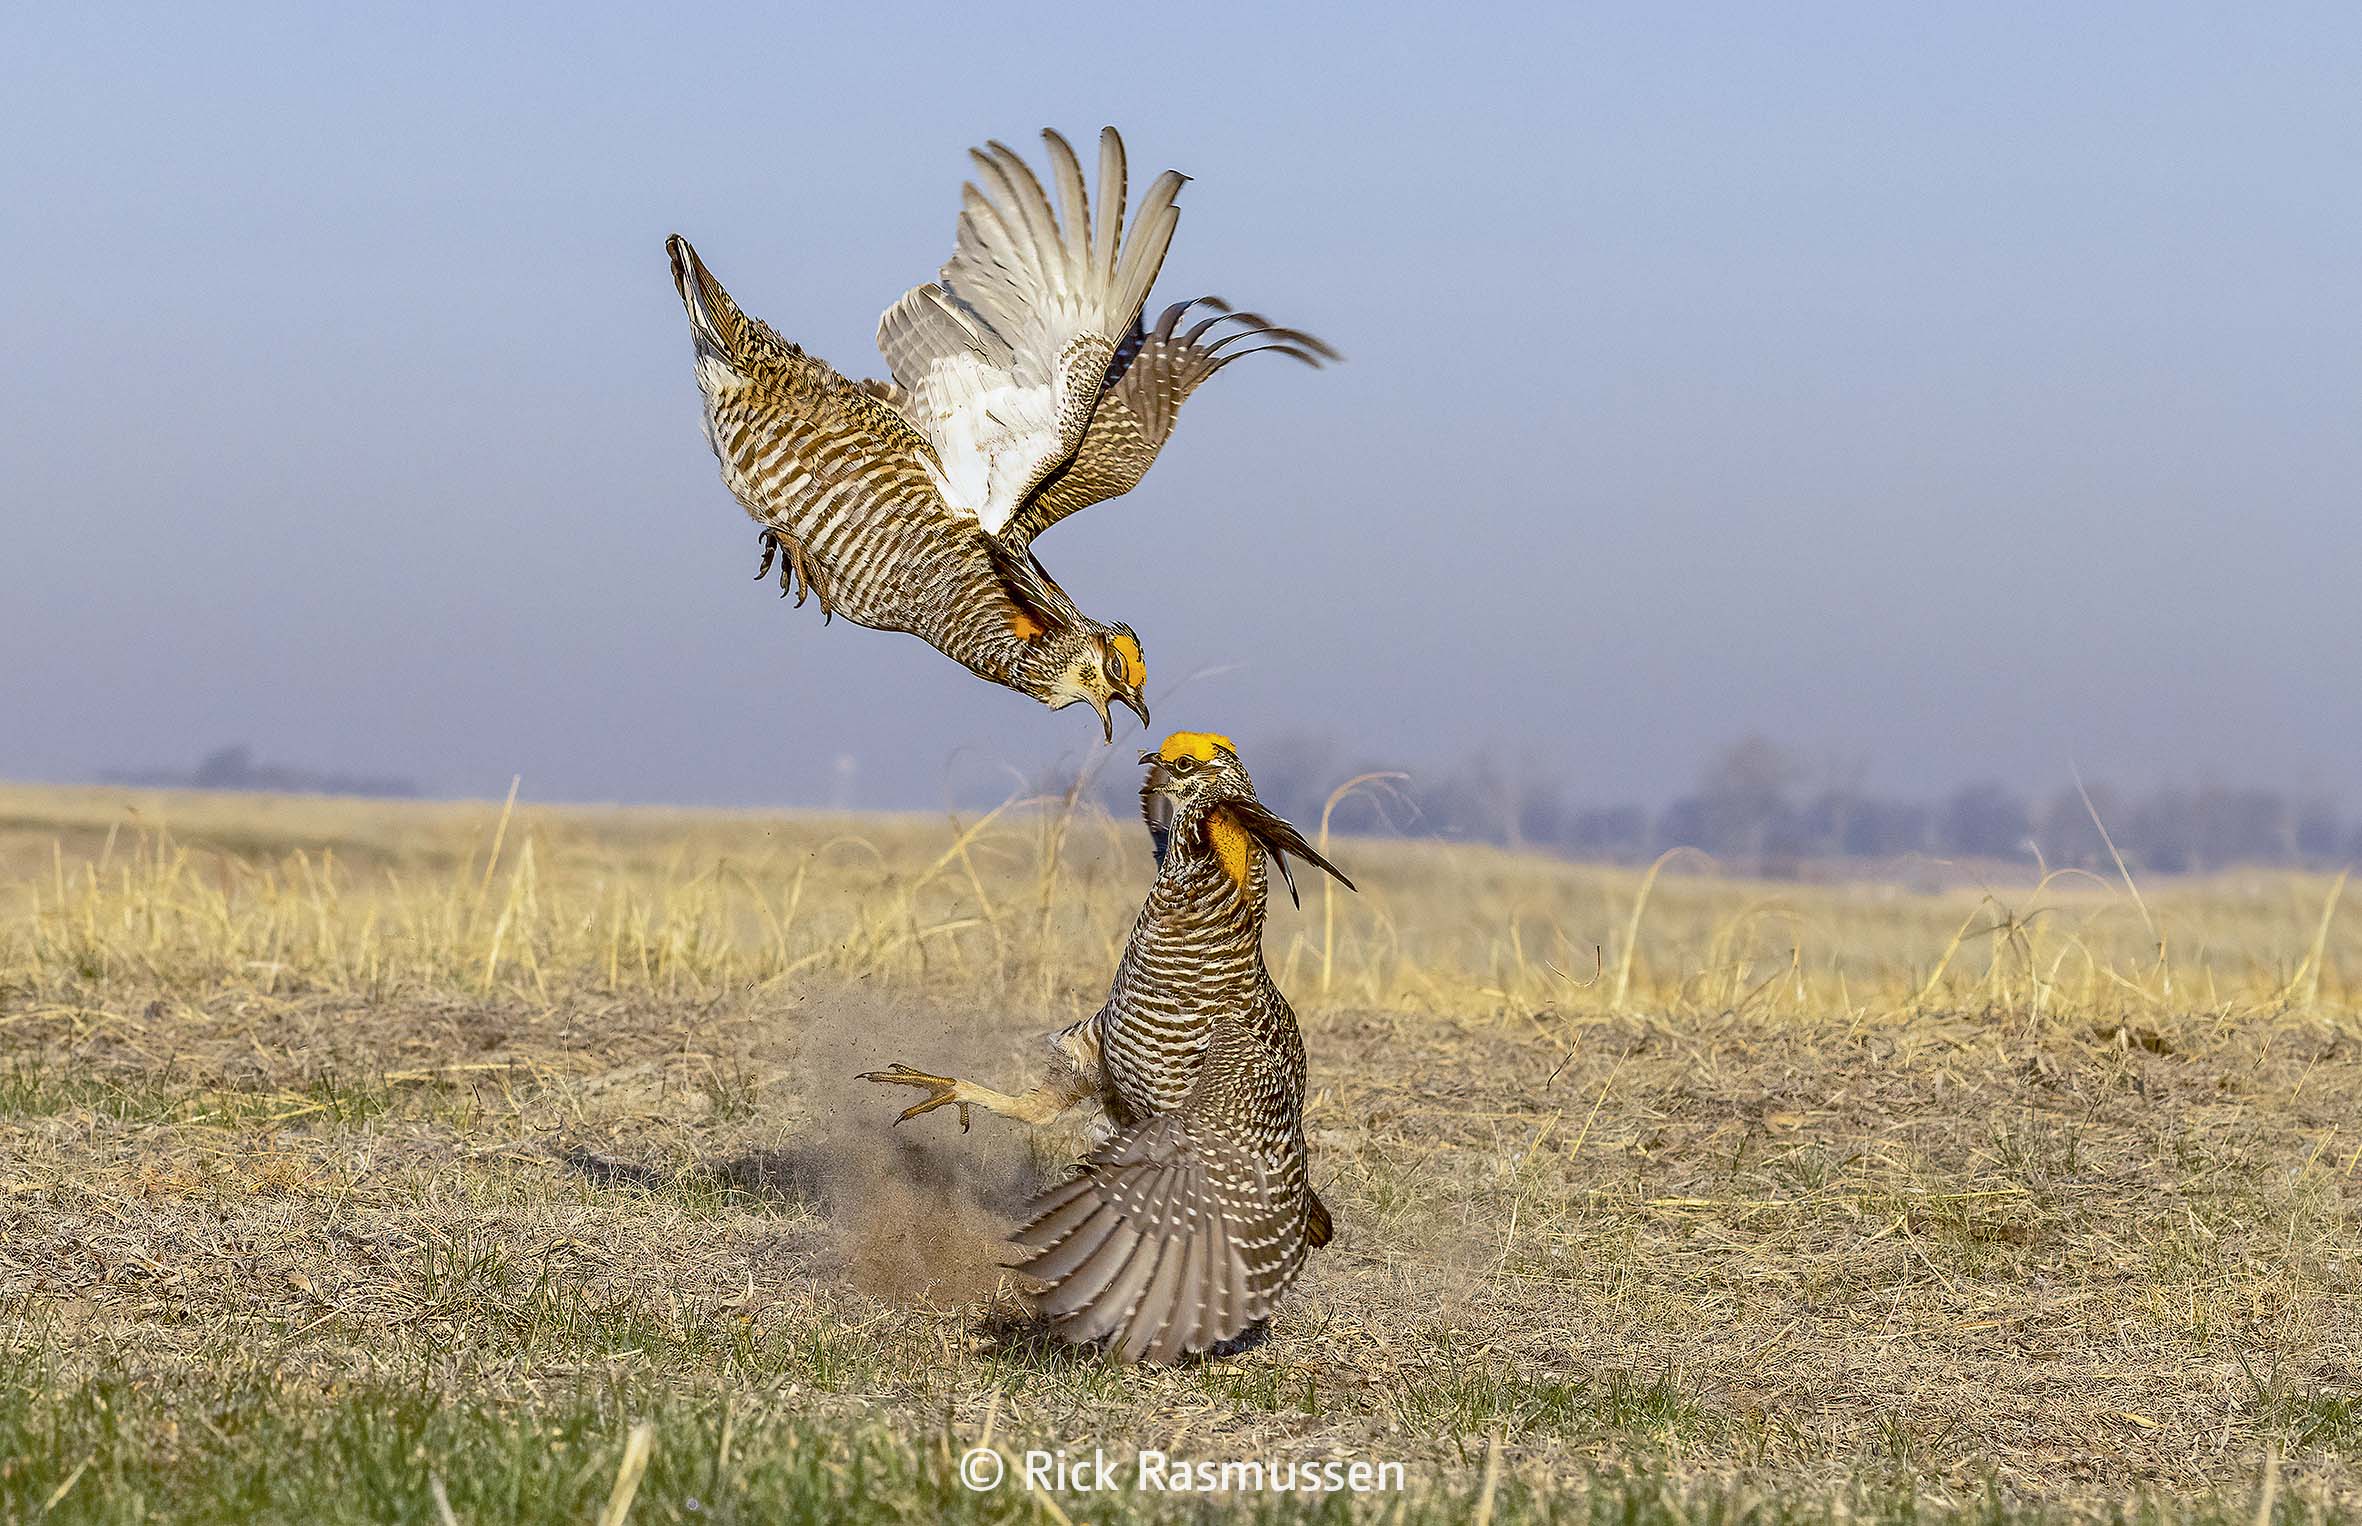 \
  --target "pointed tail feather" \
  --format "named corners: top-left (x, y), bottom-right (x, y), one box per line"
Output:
top-left (1305, 1188), bottom-right (1334, 1249)
top-left (666, 236), bottom-right (744, 360)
